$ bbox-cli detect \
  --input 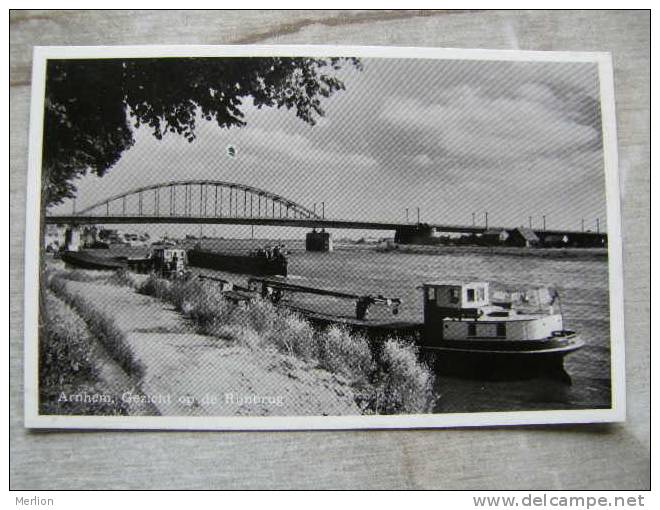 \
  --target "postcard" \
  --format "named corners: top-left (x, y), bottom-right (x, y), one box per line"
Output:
top-left (23, 45), bottom-right (625, 429)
